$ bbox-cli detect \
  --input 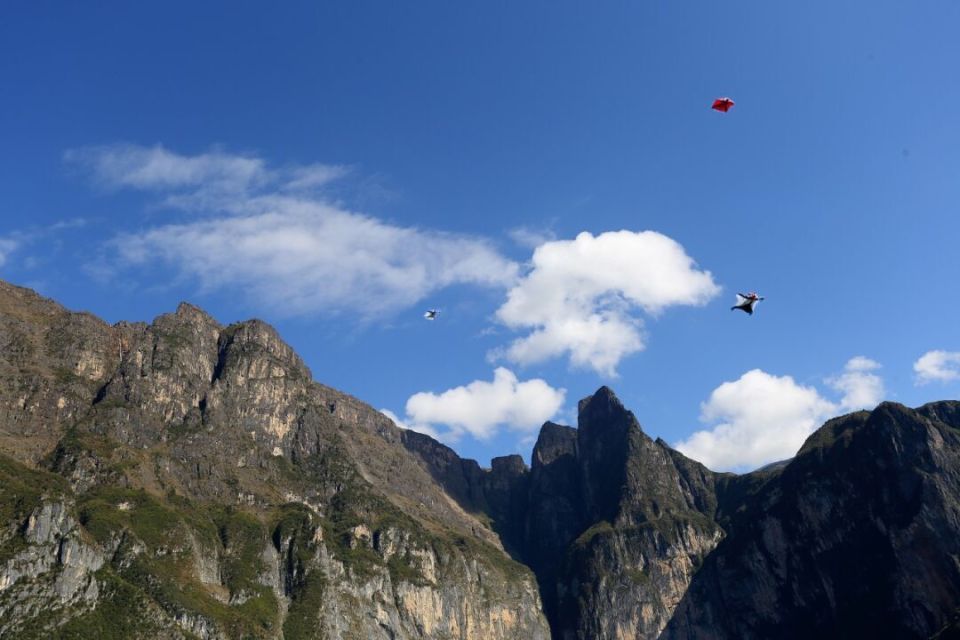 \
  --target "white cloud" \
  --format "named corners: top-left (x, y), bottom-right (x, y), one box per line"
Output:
top-left (493, 230), bottom-right (720, 376)
top-left (113, 197), bottom-right (517, 317)
top-left (47, 219), bottom-right (89, 232)
top-left (914, 350), bottom-right (960, 385)
top-left (0, 237), bottom-right (19, 267)
top-left (379, 409), bottom-right (442, 440)
top-left (66, 144), bottom-right (268, 194)
top-left (402, 368), bottom-right (566, 441)
top-left (675, 369), bottom-right (836, 472)
top-left (66, 144), bottom-right (351, 216)
top-left (827, 356), bottom-right (885, 411)
top-left (496, 313), bottom-right (644, 378)
top-left (0, 219), bottom-right (87, 270)
top-left (508, 226), bottom-right (556, 249)
top-left (70, 145), bottom-right (518, 318)
top-left (282, 163), bottom-right (351, 192)
top-left (675, 357), bottom-right (886, 472)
